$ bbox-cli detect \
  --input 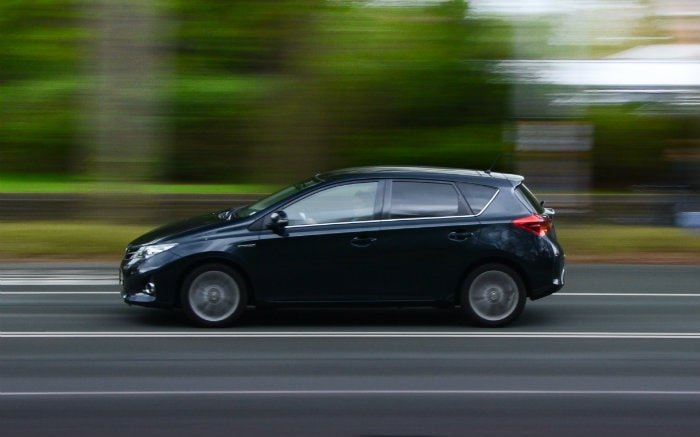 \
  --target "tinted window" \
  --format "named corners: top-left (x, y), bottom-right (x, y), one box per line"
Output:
top-left (389, 182), bottom-right (460, 219)
top-left (479, 190), bottom-right (531, 217)
top-left (458, 183), bottom-right (498, 215)
top-left (516, 184), bottom-right (545, 214)
top-left (285, 182), bottom-right (378, 225)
